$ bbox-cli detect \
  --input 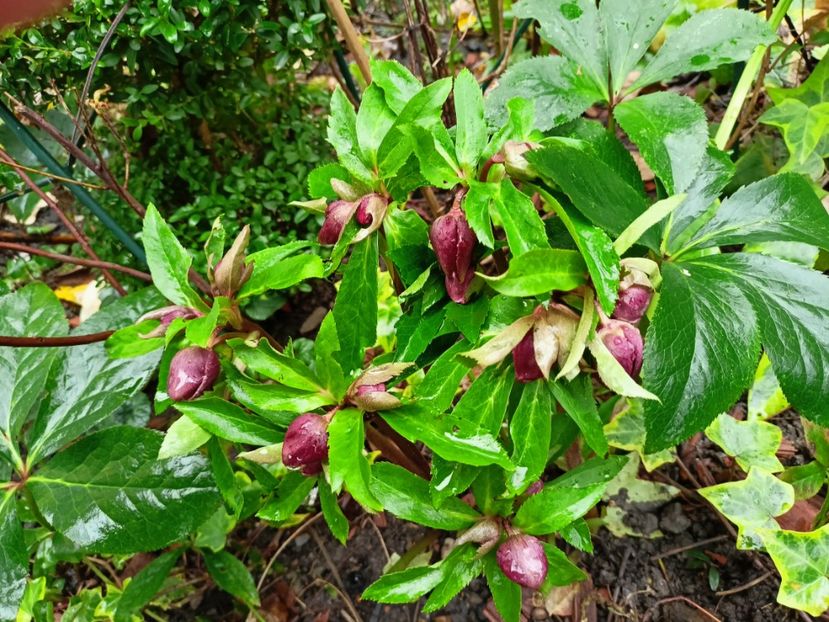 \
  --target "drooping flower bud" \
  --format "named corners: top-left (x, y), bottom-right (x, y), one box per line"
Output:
top-left (318, 200), bottom-right (358, 245)
top-left (355, 197), bottom-right (373, 226)
top-left (213, 225), bottom-right (253, 297)
top-left (598, 319), bottom-right (644, 377)
top-left (456, 517), bottom-right (502, 547)
top-left (282, 413), bottom-right (329, 475)
top-left (612, 284), bottom-right (652, 323)
top-left (167, 346), bottom-right (221, 401)
top-left (430, 207), bottom-right (477, 304)
top-left (512, 331), bottom-right (544, 383)
top-left (139, 305), bottom-right (200, 326)
top-left (497, 534), bottom-right (548, 590)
